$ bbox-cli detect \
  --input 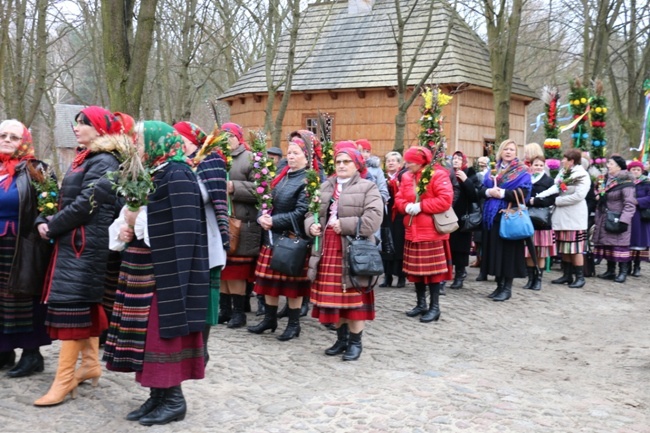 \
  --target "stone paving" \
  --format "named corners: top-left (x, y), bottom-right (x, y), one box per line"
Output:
top-left (1, 265), bottom-right (649, 432)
